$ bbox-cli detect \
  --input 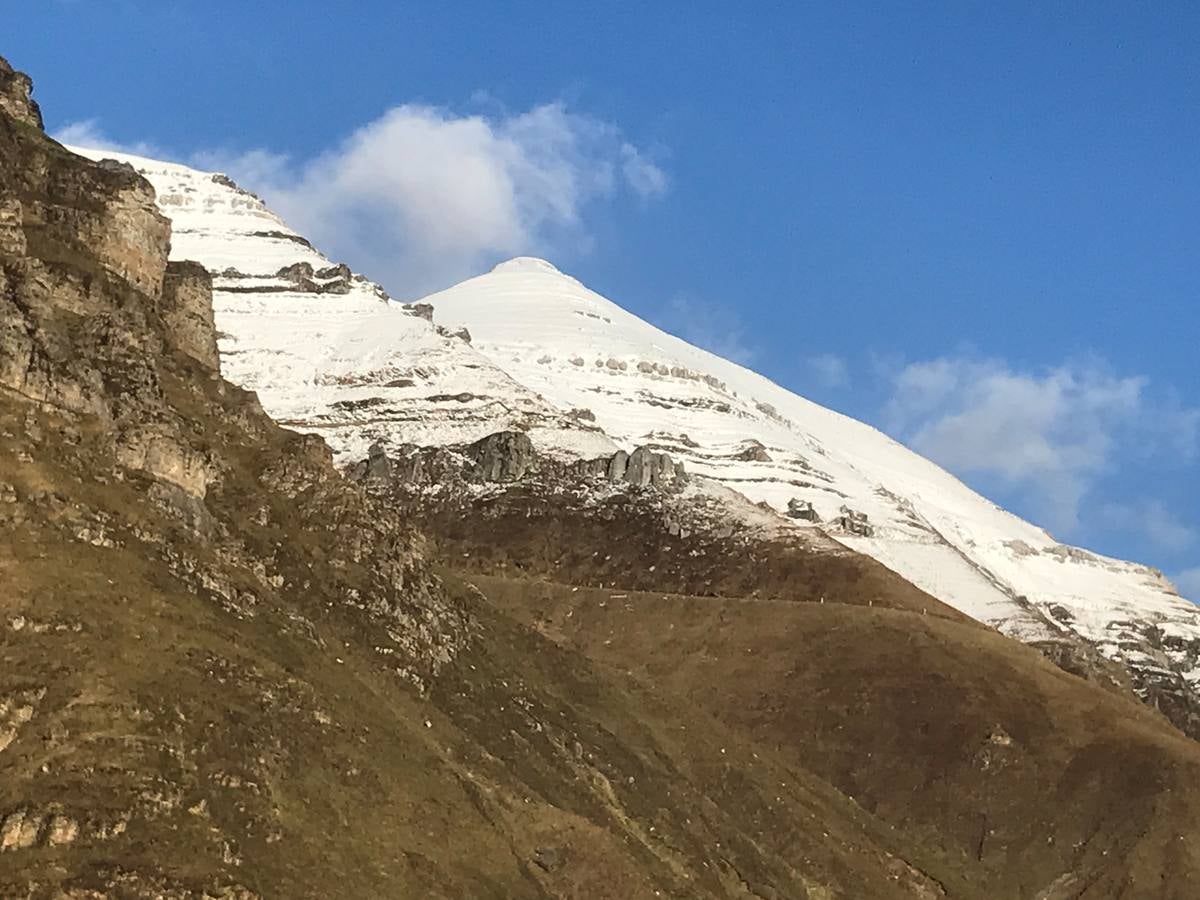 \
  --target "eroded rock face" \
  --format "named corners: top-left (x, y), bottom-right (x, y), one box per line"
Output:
top-left (0, 56), bottom-right (41, 129)
top-left (0, 107), bottom-right (171, 420)
top-left (787, 498), bottom-right (821, 522)
top-left (353, 430), bottom-right (687, 495)
top-left (162, 260), bottom-right (219, 370)
top-left (466, 431), bottom-right (539, 482)
top-left (115, 424), bottom-right (217, 498)
top-left (624, 445), bottom-right (683, 488)
top-left (82, 163), bottom-right (172, 298)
